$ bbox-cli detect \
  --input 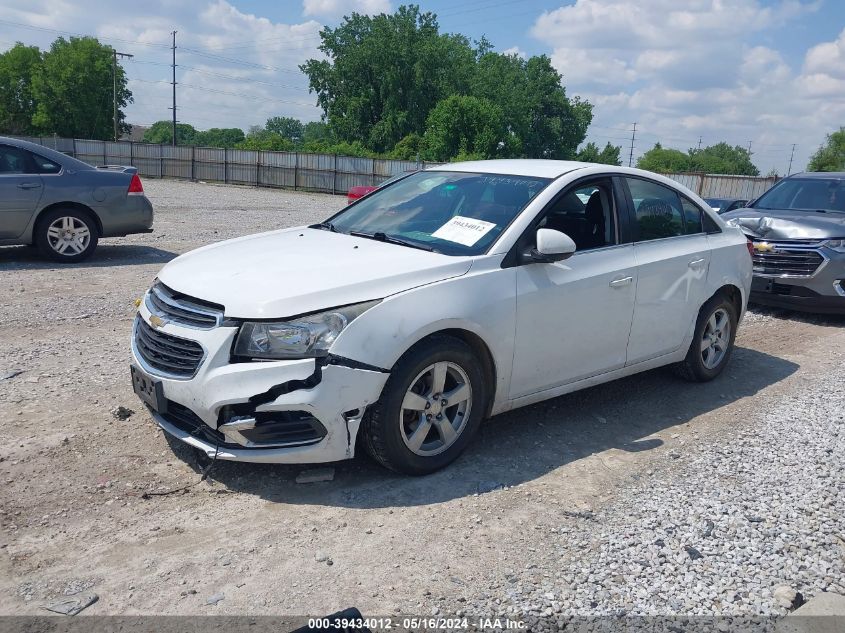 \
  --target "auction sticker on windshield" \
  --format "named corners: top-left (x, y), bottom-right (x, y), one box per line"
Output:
top-left (431, 215), bottom-right (497, 246)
